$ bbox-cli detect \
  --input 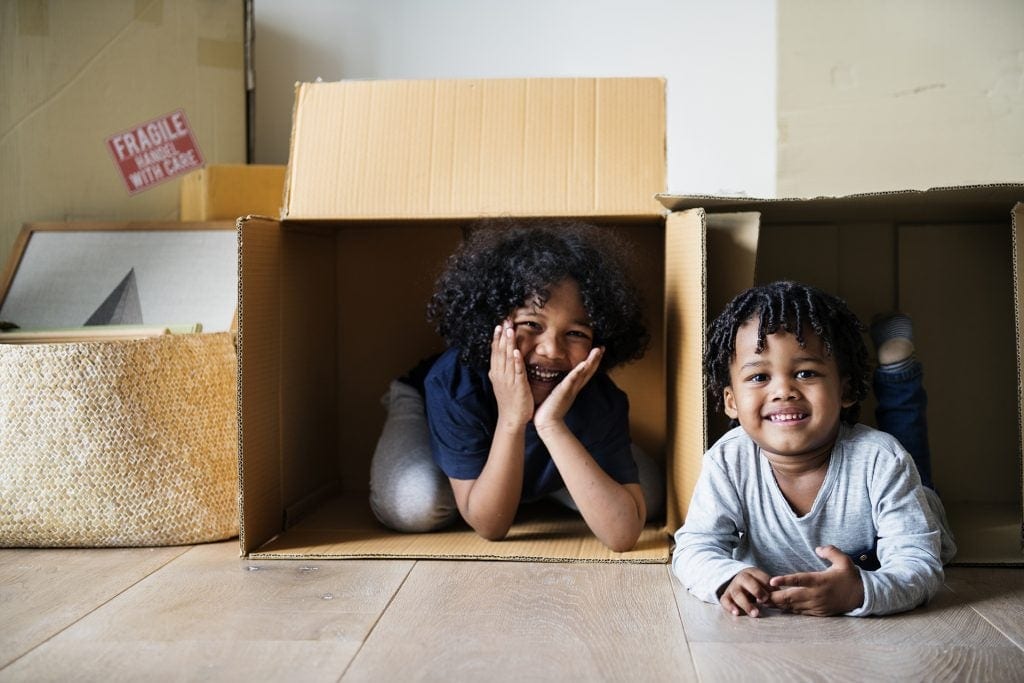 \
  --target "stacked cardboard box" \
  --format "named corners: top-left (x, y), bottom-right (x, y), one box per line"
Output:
top-left (180, 165), bottom-right (286, 221)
